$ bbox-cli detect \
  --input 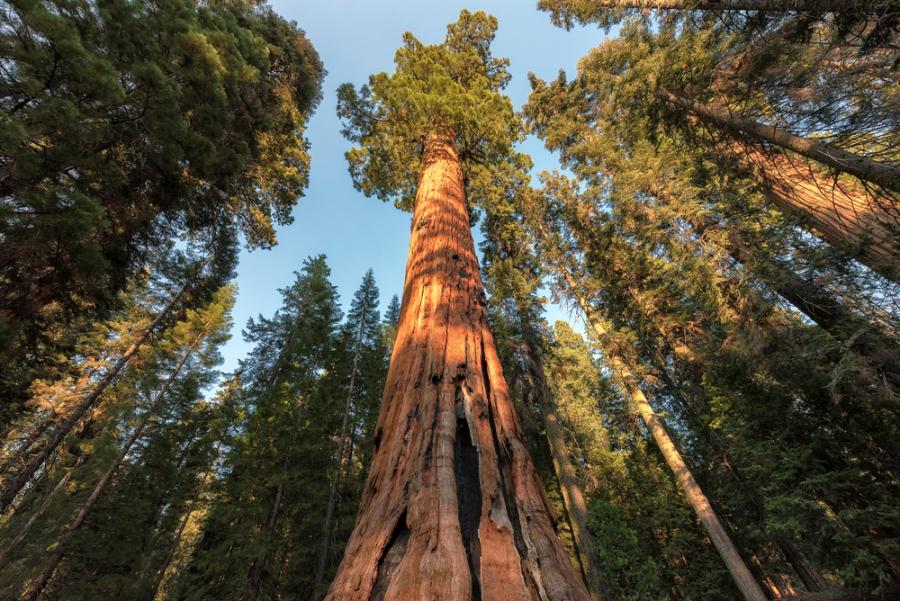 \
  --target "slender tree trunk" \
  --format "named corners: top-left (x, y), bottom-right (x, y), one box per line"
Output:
top-left (525, 343), bottom-right (608, 600)
top-left (325, 133), bottom-right (590, 601)
top-left (20, 329), bottom-right (202, 601)
top-left (149, 465), bottom-right (211, 601)
top-left (0, 418), bottom-right (53, 480)
top-left (660, 89), bottom-right (900, 194)
top-left (0, 471), bottom-right (71, 567)
top-left (553, 260), bottom-right (768, 601)
top-left (658, 368), bottom-right (830, 593)
top-left (314, 313), bottom-right (369, 595)
top-left (150, 499), bottom-right (197, 601)
top-left (247, 455), bottom-right (289, 601)
top-left (0, 275), bottom-right (193, 513)
top-left (550, 188), bottom-right (839, 590)
top-left (688, 213), bottom-right (900, 393)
